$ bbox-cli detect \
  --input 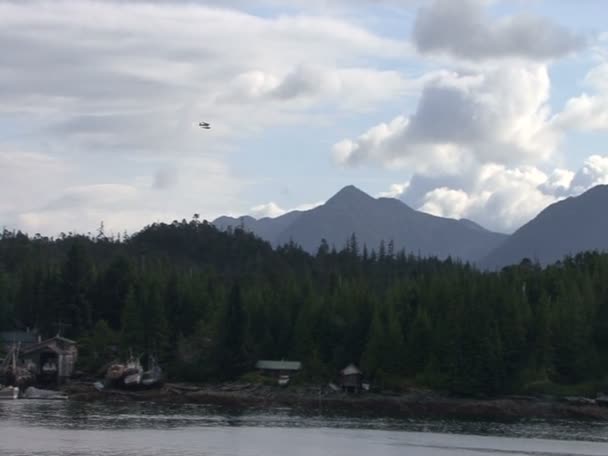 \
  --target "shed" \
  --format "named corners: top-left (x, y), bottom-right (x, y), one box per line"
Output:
top-left (340, 363), bottom-right (363, 393)
top-left (255, 360), bottom-right (302, 377)
top-left (21, 335), bottom-right (78, 384)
